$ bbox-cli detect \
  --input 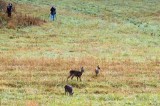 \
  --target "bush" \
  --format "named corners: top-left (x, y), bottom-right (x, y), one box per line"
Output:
top-left (16, 14), bottom-right (46, 27)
